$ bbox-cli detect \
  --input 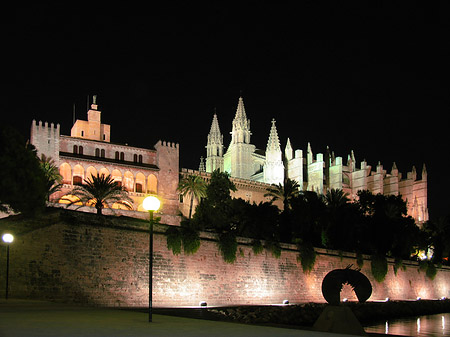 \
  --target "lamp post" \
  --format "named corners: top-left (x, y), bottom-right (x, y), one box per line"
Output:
top-left (2, 233), bottom-right (14, 300)
top-left (142, 196), bottom-right (161, 322)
